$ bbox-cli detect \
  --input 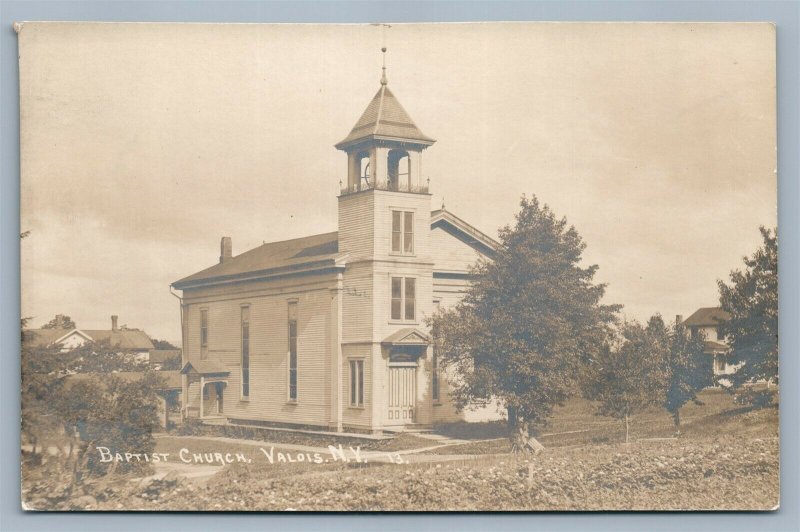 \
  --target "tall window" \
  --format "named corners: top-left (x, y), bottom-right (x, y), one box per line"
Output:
top-left (288, 301), bottom-right (298, 401)
top-left (390, 277), bottom-right (416, 321)
top-left (200, 309), bottom-right (208, 359)
top-left (432, 300), bottom-right (440, 402)
top-left (391, 210), bottom-right (414, 253)
top-left (240, 306), bottom-right (250, 398)
top-left (349, 359), bottom-right (364, 407)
